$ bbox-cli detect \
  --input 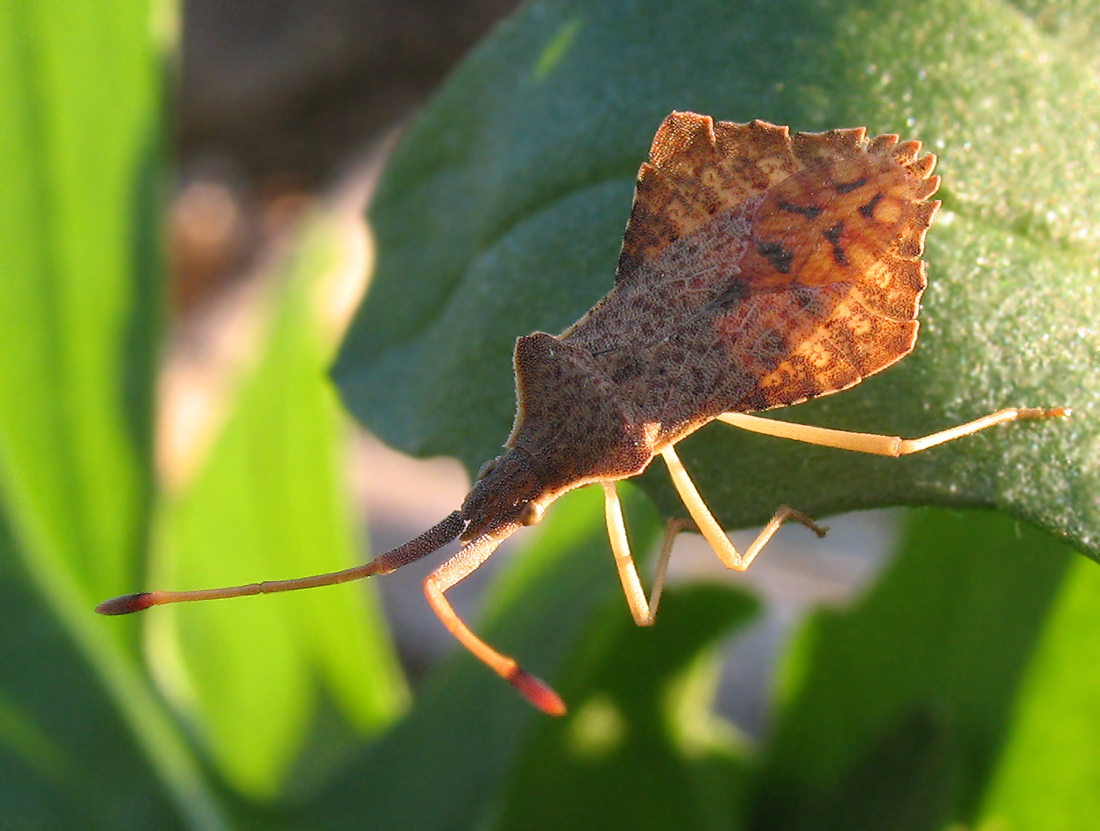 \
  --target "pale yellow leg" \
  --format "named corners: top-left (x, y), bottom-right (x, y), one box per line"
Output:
top-left (602, 482), bottom-right (689, 626)
top-left (659, 445), bottom-right (827, 573)
top-left (716, 407), bottom-right (1068, 456)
